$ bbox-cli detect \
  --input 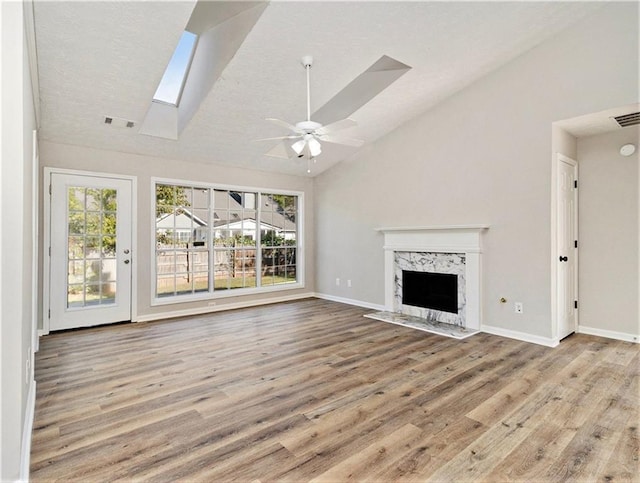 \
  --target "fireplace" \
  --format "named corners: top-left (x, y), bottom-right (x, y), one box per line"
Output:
top-left (402, 270), bottom-right (458, 314)
top-left (377, 225), bottom-right (489, 331)
top-left (395, 251), bottom-right (466, 326)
